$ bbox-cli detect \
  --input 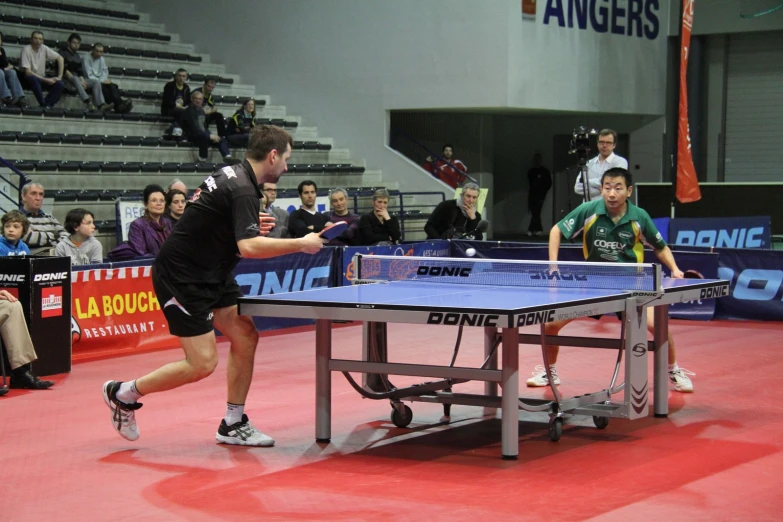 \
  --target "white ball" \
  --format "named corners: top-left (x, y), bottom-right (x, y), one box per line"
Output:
top-left (465, 248), bottom-right (477, 257)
